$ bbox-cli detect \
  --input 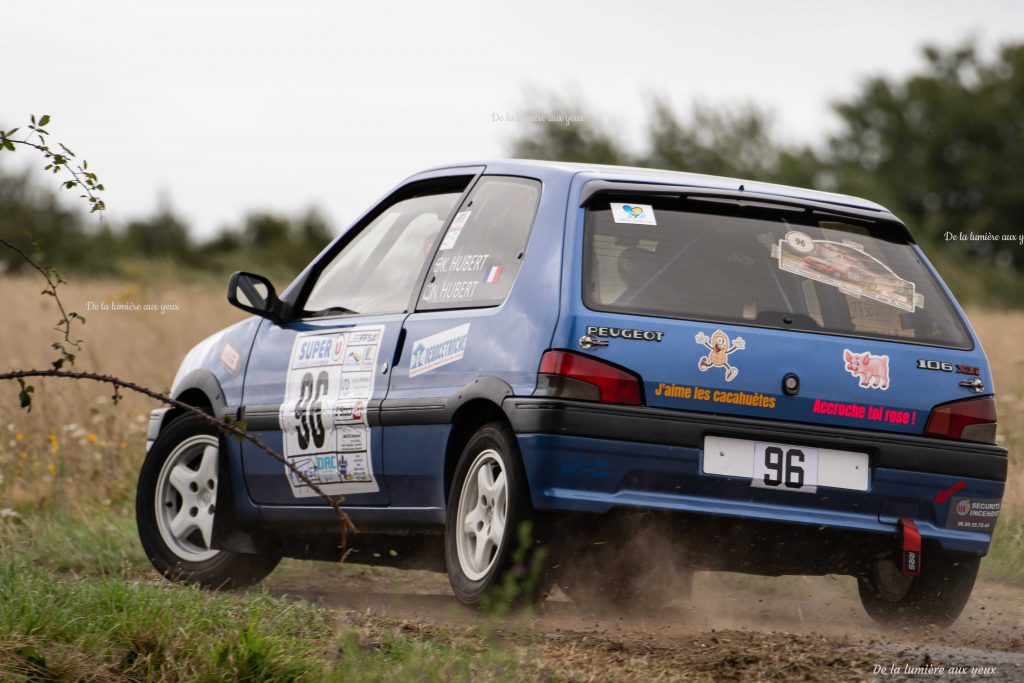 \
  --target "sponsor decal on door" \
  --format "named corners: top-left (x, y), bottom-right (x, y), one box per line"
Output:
top-left (278, 326), bottom-right (383, 497)
top-left (409, 323), bottom-right (470, 378)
